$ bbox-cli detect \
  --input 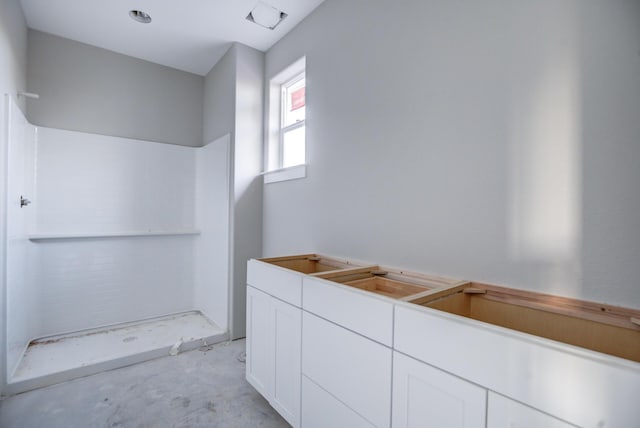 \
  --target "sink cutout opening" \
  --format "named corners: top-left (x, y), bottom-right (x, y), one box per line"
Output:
top-left (343, 276), bottom-right (432, 299)
top-left (261, 254), bottom-right (358, 274)
top-left (314, 267), bottom-right (456, 300)
top-left (421, 286), bottom-right (640, 363)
